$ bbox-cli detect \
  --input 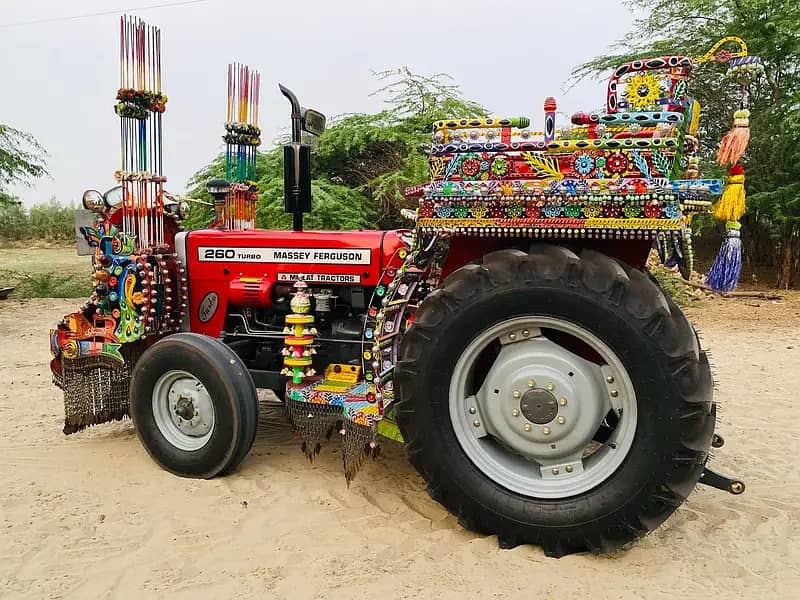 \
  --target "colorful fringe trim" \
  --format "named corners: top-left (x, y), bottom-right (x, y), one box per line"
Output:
top-left (706, 222), bottom-right (742, 292)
